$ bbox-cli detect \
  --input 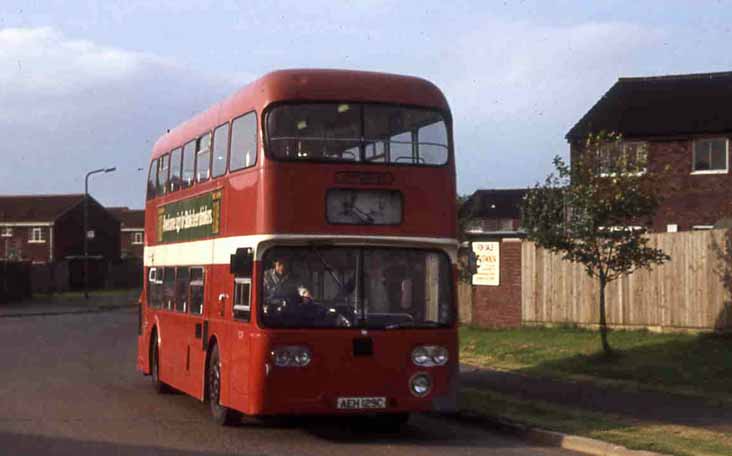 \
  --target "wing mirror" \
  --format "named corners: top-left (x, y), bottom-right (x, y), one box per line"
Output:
top-left (230, 248), bottom-right (254, 277)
